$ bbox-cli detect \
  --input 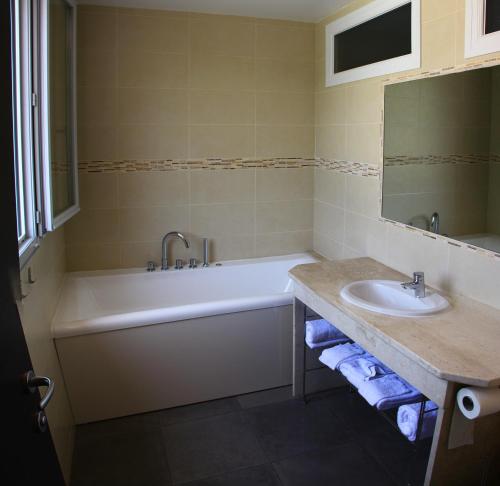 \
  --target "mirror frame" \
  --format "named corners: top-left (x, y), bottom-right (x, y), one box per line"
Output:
top-left (35, 0), bottom-right (79, 231)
